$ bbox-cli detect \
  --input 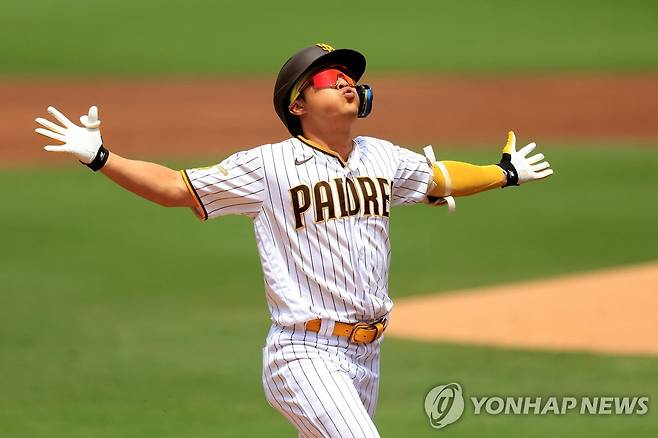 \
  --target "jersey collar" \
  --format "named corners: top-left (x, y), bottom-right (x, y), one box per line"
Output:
top-left (297, 135), bottom-right (359, 168)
